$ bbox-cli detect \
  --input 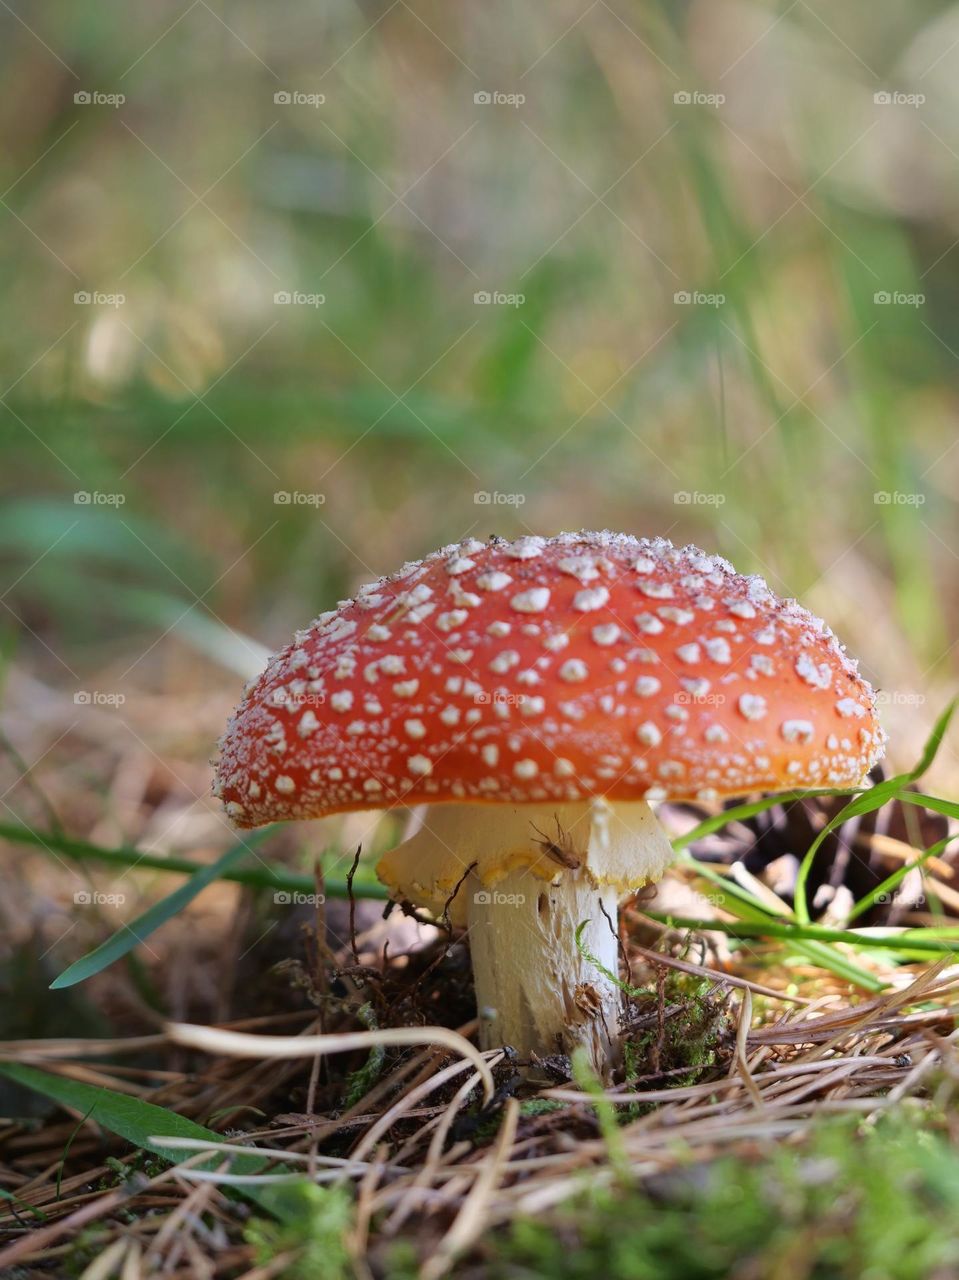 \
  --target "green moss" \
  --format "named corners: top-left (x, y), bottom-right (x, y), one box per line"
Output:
top-left (244, 1181), bottom-right (353, 1280)
top-left (482, 1110), bottom-right (959, 1280)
